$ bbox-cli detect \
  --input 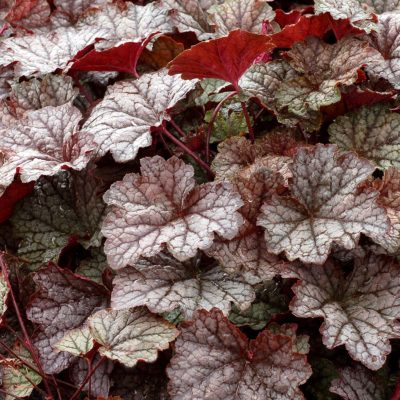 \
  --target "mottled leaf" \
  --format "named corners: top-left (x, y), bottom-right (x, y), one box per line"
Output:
top-left (54, 326), bottom-right (94, 356)
top-left (11, 169), bottom-right (105, 268)
top-left (0, 104), bottom-right (96, 194)
top-left (82, 69), bottom-right (197, 162)
top-left (88, 307), bottom-right (178, 367)
top-left (258, 144), bottom-right (388, 264)
top-left (366, 13), bottom-right (400, 89)
top-left (26, 264), bottom-right (107, 373)
top-left (358, 0), bottom-right (400, 13)
top-left (76, 247), bottom-right (108, 285)
top-left (0, 273), bottom-right (8, 323)
top-left (329, 103), bottom-right (400, 169)
top-left (207, 0), bottom-right (275, 36)
top-left (168, 29), bottom-right (274, 89)
top-left (111, 253), bottom-right (254, 319)
top-left (167, 308), bottom-right (312, 399)
top-left (284, 252), bottom-right (400, 370)
top-left (102, 156), bottom-right (243, 269)
top-left (330, 365), bottom-right (385, 399)
top-left (314, 0), bottom-right (377, 32)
